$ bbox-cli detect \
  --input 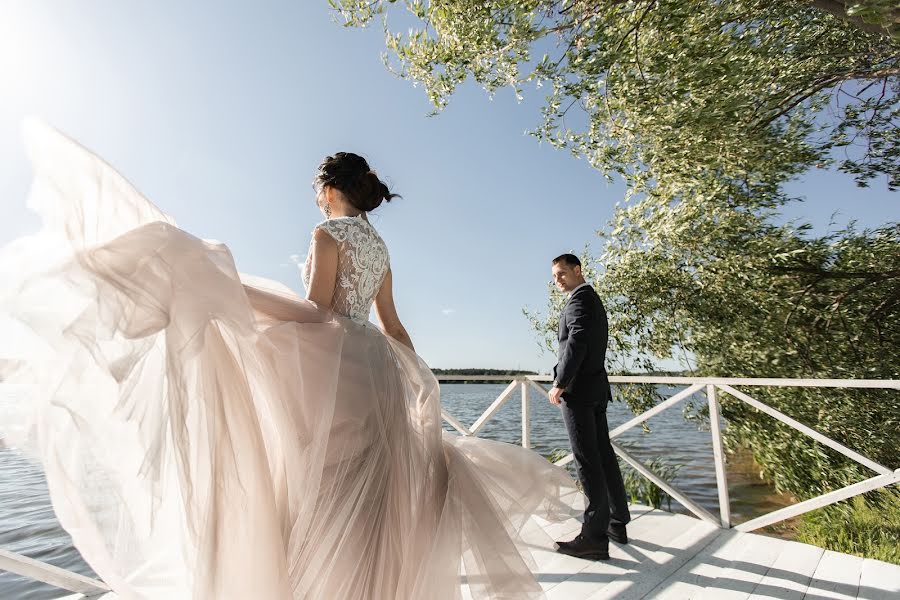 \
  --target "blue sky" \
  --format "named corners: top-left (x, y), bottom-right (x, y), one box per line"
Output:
top-left (0, 1), bottom-right (896, 373)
